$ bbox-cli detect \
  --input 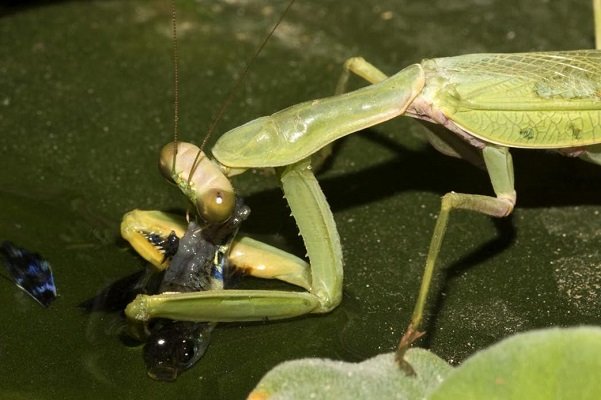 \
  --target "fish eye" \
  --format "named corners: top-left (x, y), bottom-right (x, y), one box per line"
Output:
top-left (177, 339), bottom-right (196, 366)
top-left (197, 188), bottom-right (235, 223)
